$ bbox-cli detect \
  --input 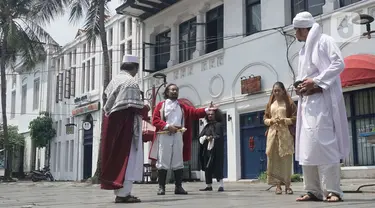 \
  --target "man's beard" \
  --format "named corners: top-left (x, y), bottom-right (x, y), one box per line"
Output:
top-left (169, 95), bottom-right (178, 100)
